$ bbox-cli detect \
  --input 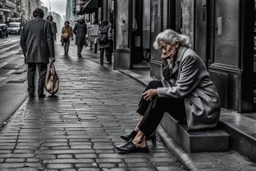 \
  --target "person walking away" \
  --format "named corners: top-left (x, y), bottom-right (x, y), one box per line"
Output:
top-left (98, 19), bottom-right (111, 65)
top-left (20, 8), bottom-right (55, 98)
top-left (47, 15), bottom-right (57, 41)
top-left (61, 21), bottom-right (73, 55)
top-left (73, 18), bottom-right (87, 58)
